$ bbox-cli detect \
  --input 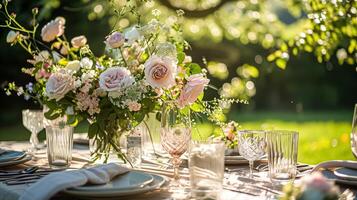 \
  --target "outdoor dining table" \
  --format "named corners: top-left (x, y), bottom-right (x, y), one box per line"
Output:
top-left (0, 141), bottom-right (356, 200)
